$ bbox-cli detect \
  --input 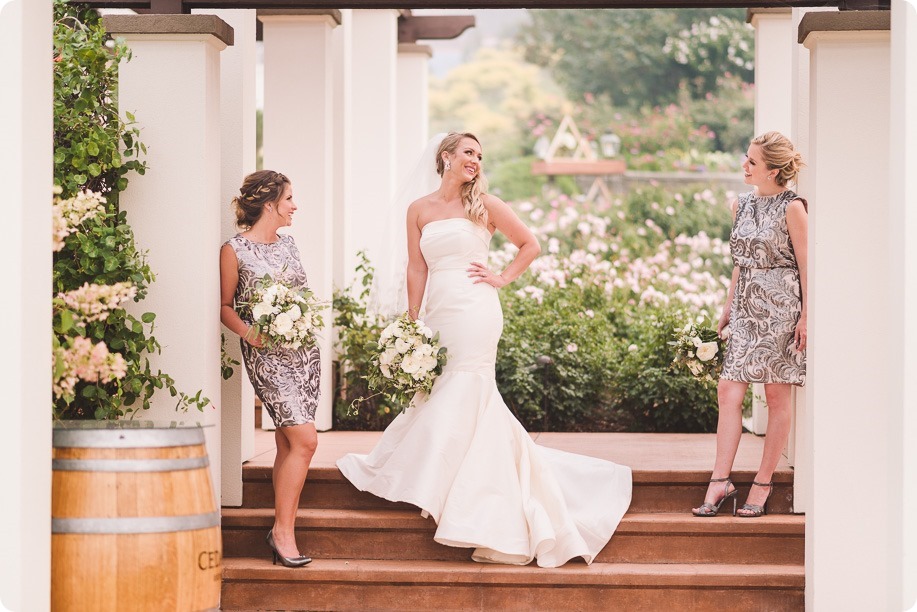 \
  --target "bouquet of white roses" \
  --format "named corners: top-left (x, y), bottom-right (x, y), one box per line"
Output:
top-left (670, 318), bottom-right (726, 383)
top-left (363, 313), bottom-right (448, 409)
top-left (245, 275), bottom-right (327, 350)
